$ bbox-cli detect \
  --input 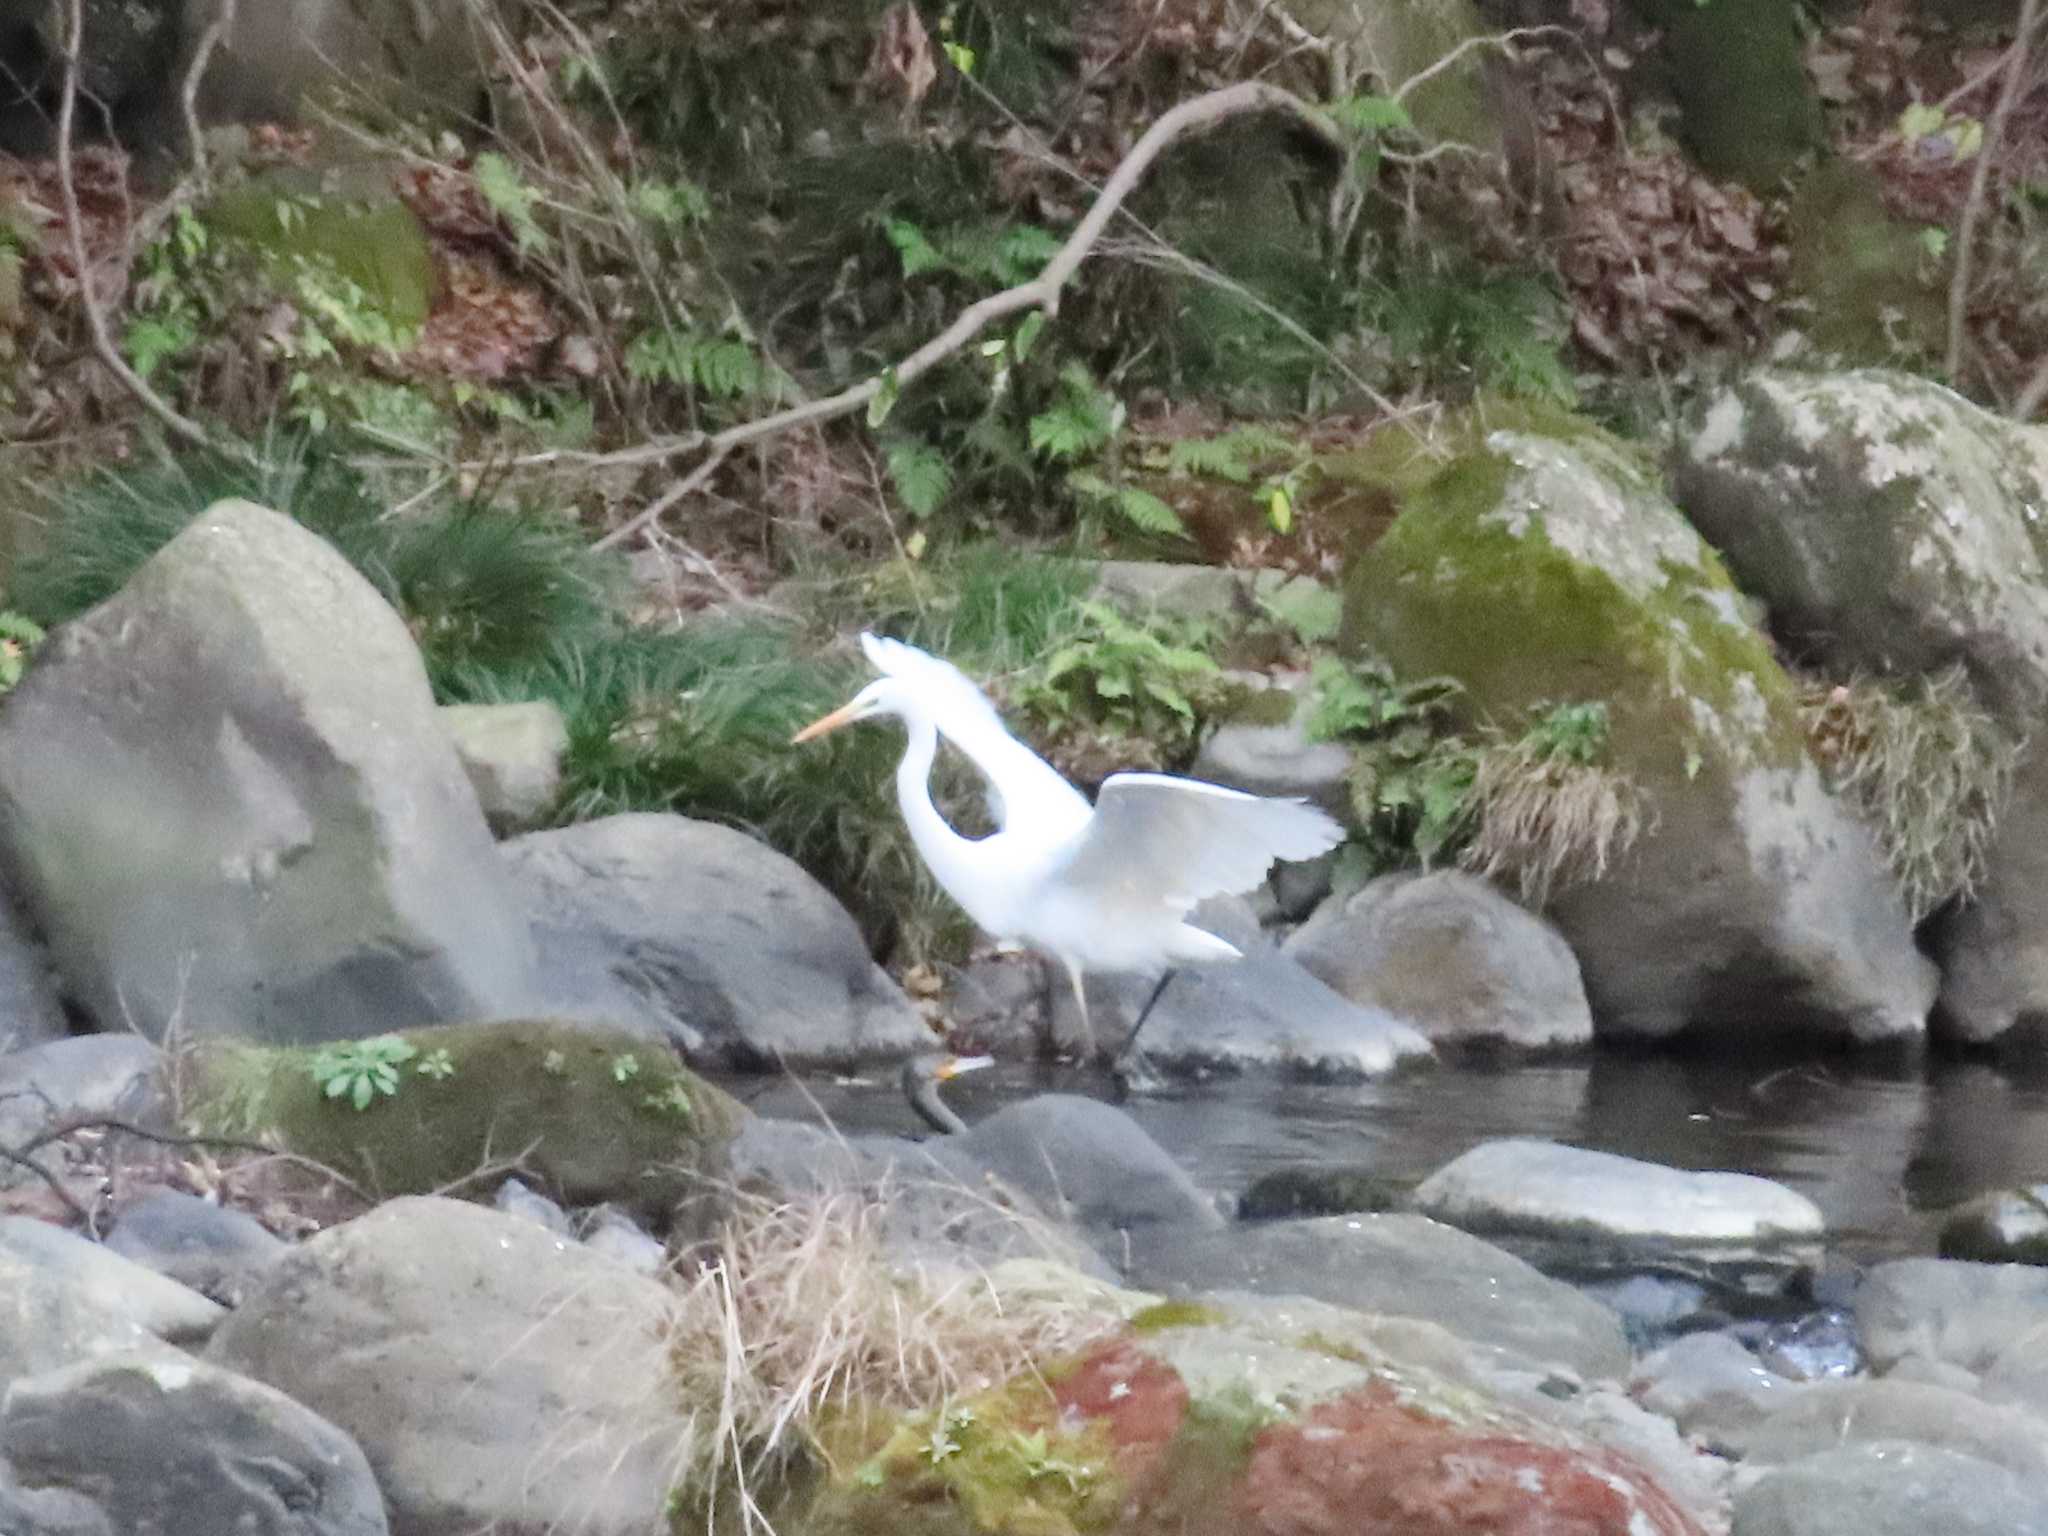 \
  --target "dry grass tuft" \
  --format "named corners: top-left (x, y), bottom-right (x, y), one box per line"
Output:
top-left (1460, 738), bottom-right (1651, 907)
top-left (662, 1178), bottom-right (1124, 1531)
top-left (1803, 666), bottom-right (2024, 922)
